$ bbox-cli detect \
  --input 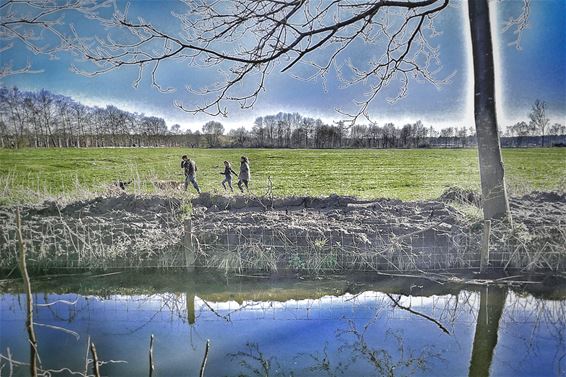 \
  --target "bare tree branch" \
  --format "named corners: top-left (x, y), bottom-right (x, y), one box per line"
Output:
top-left (0, 0), bottom-right (113, 78)
top-left (502, 0), bottom-right (530, 50)
top-left (4, 0), bottom-right (530, 125)
top-left (68, 0), bottom-right (452, 122)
